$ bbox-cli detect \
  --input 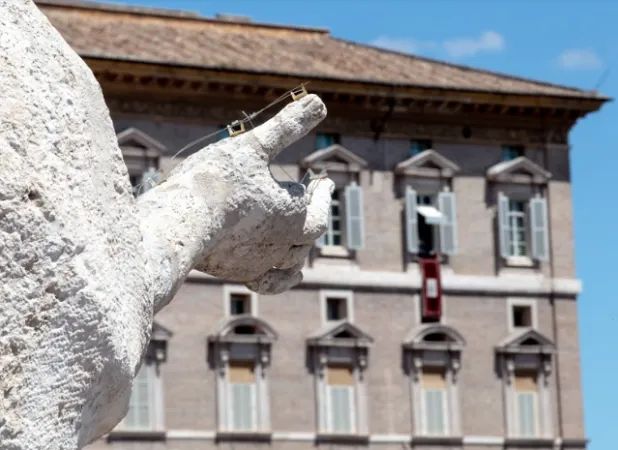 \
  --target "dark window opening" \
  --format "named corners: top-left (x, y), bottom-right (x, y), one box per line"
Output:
top-left (502, 145), bottom-right (524, 161)
top-left (512, 305), bottom-right (532, 328)
top-left (230, 294), bottom-right (250, 316)
top-left (326, 297), bottom-right (347, 321)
